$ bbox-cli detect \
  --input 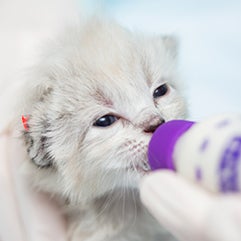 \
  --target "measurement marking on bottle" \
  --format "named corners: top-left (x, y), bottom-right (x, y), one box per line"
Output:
top-left (219, 136), bottom-right (241, 192)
